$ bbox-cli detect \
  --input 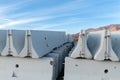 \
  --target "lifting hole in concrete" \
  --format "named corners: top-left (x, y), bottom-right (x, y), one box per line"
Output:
top-left (16, 64), bottom-right (19, 68)
top-left (104, 69), bottom-right (108, 74)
